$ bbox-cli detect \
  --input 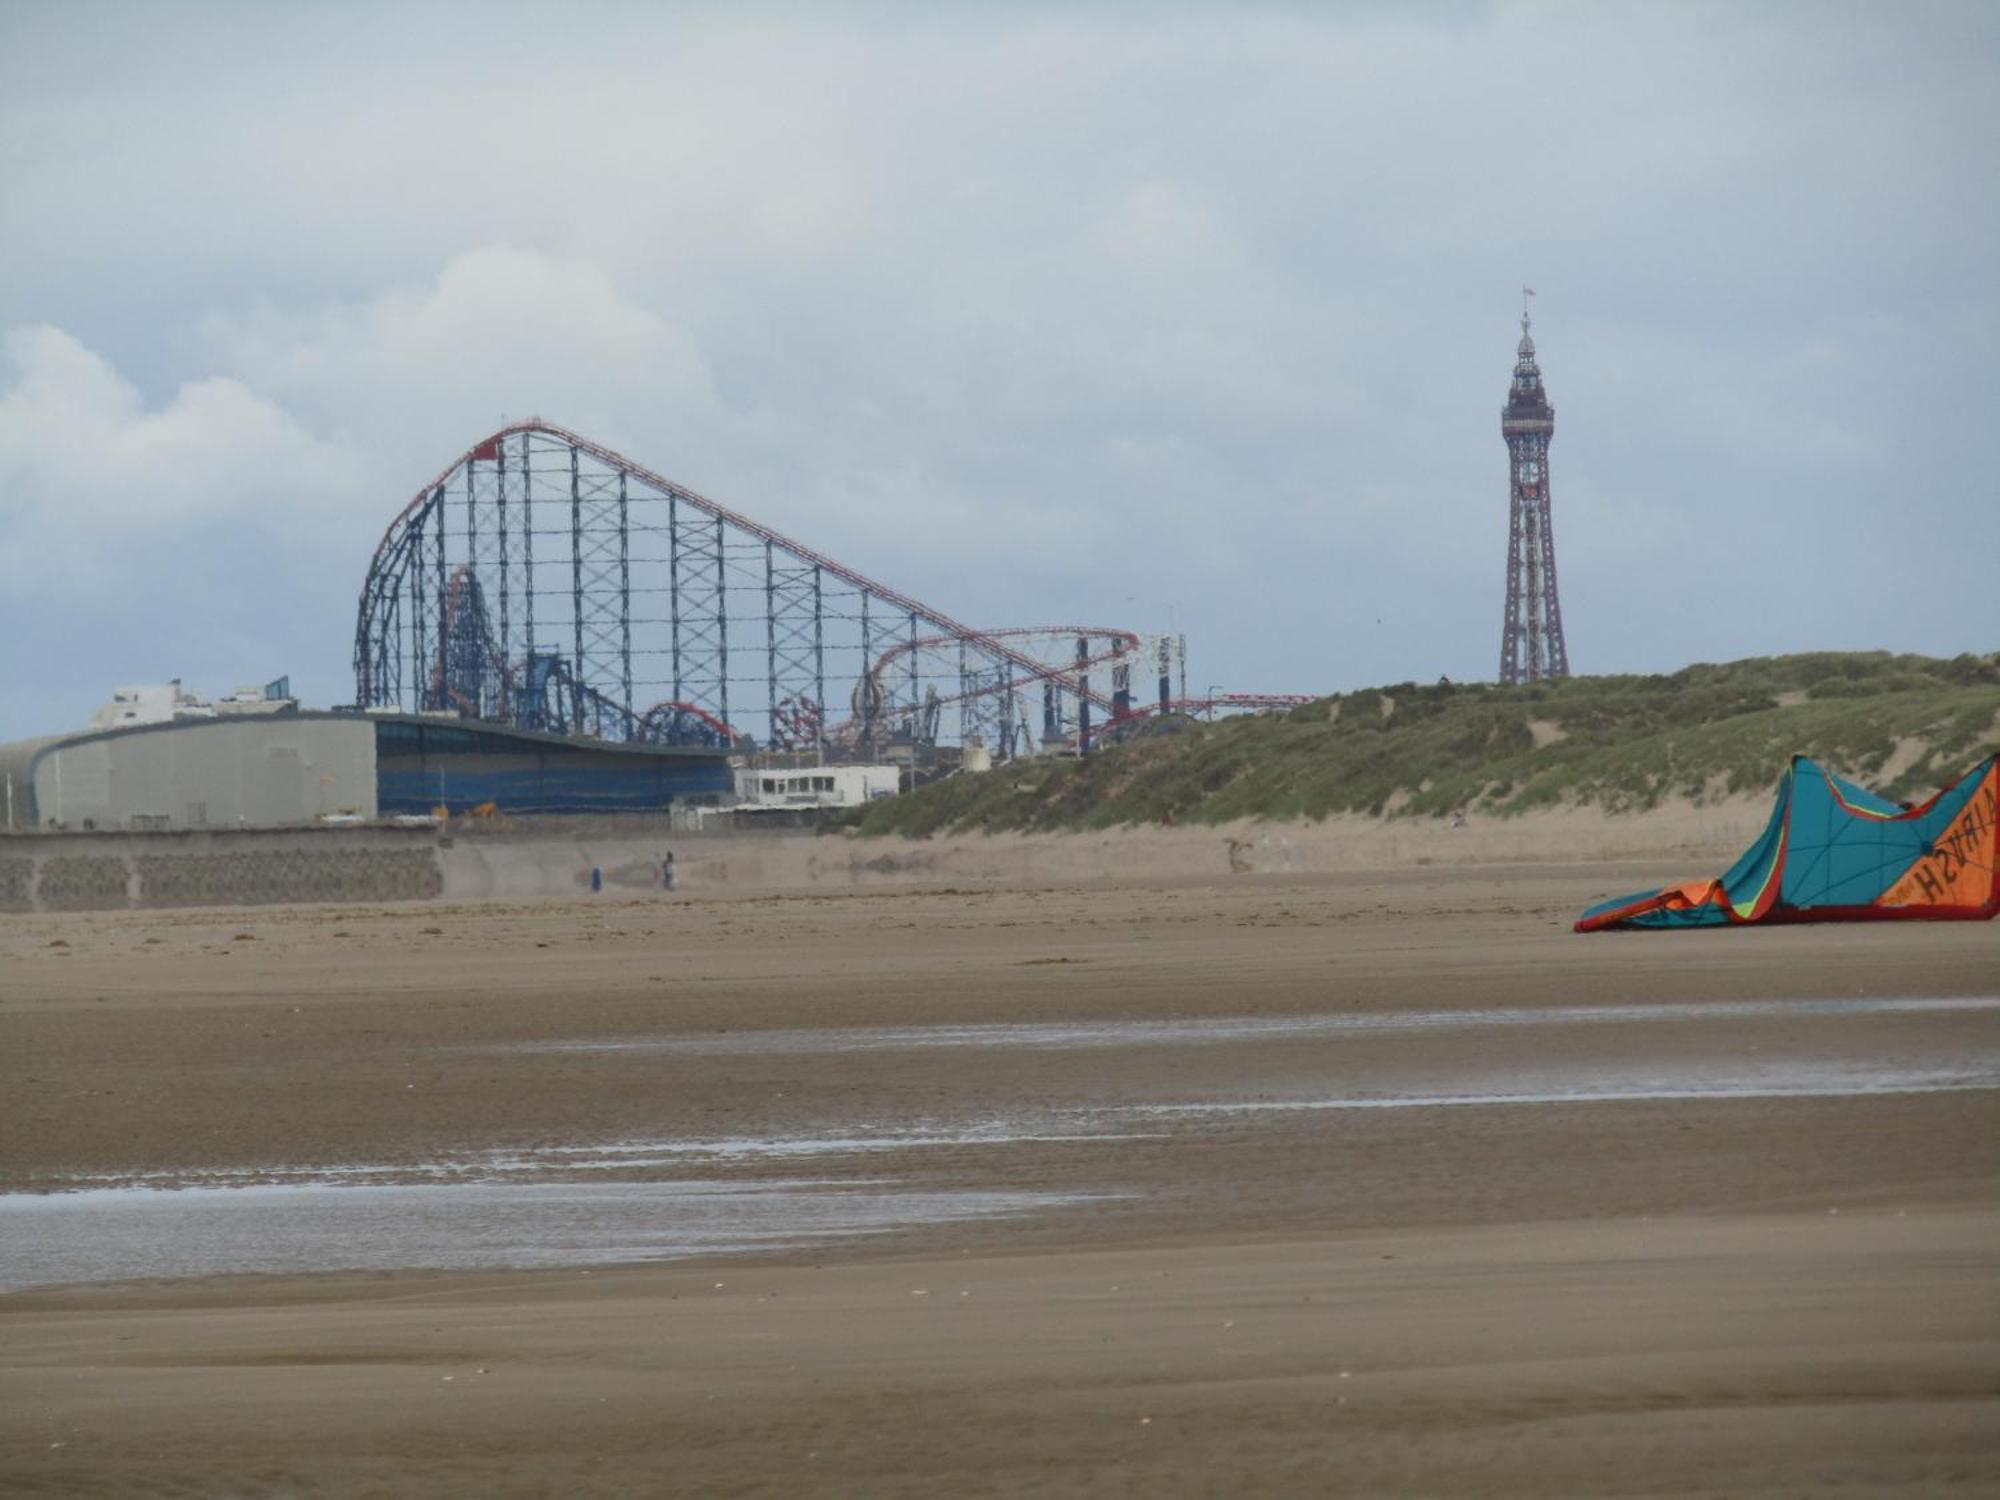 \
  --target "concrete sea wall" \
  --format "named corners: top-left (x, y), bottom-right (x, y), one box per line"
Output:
top-left (0, 827), bottom-right (442, 913)
top-left (1, 801), bottom-right (1773, 912)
